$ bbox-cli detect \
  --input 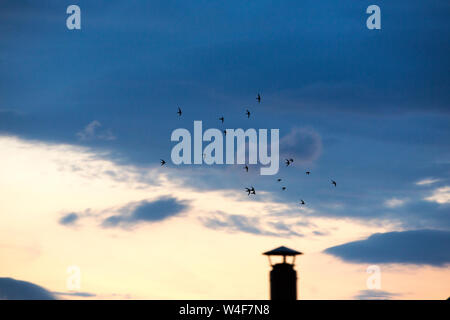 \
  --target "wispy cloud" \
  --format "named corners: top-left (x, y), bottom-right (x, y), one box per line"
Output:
top-left (384, 197), bottom-right (407, 208)
top-left (53, 291), bottom-right (96, 298)
top-left (354, 289), bottom-right (401, 300)
top-left (76, 120), bottom-right (115, 141)
top-left (425, 186), bottom-right (450, 204)
top-left (416, 178), bottom-right (441, 186)
top-left (201, 211), bottom-right (303, 237)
